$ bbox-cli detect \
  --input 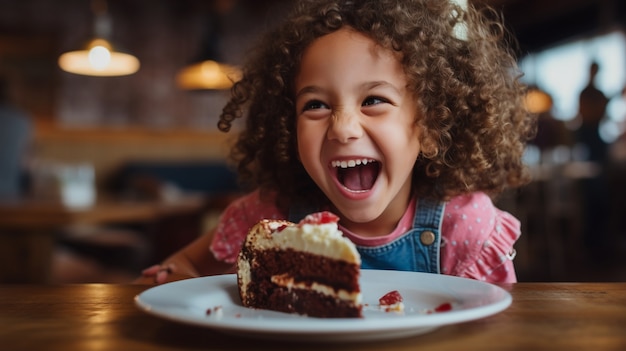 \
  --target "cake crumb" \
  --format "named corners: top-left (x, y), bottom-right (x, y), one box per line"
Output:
top-left (379, 290), bottom-right (405, 313)
top-left (206, 306), bottom-right (224, 319)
